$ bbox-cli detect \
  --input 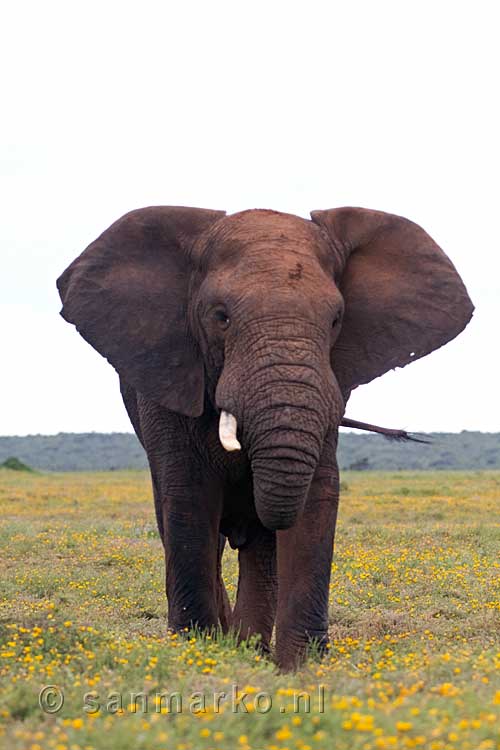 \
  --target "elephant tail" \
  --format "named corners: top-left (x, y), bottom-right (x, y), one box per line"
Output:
top-left (340, 418), bottom-right (431, 444)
